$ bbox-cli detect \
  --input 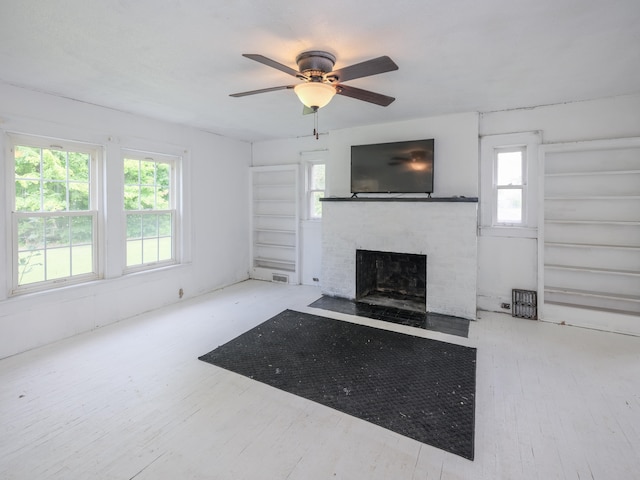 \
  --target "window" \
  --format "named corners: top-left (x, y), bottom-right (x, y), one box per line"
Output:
top-left (495, 147), bottom-right (525, 224)
top-left (123, 152), bottom-right (177, 271)
top-left (11, 136), bottom-right (100, 292)
top-left (306, 162), bottom-right (325, 219)
top-left (480, 132), bottom-right (540, 236)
